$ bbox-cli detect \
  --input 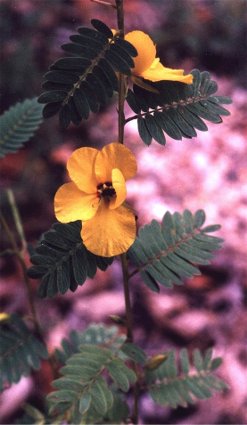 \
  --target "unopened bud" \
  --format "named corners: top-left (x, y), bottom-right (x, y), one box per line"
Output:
top-left (145, 353), bottom-right (169, 370)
